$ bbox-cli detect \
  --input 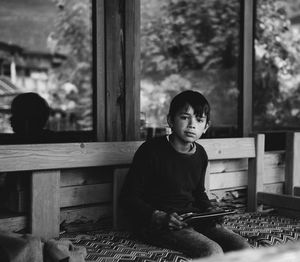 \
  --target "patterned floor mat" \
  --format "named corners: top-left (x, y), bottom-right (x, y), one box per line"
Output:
top-left (60, 212), bottom-right (300, 261)
top-left (60, 230), bottom-right (189, 262)
top-left (224, 212), bottom-right (300, 248)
